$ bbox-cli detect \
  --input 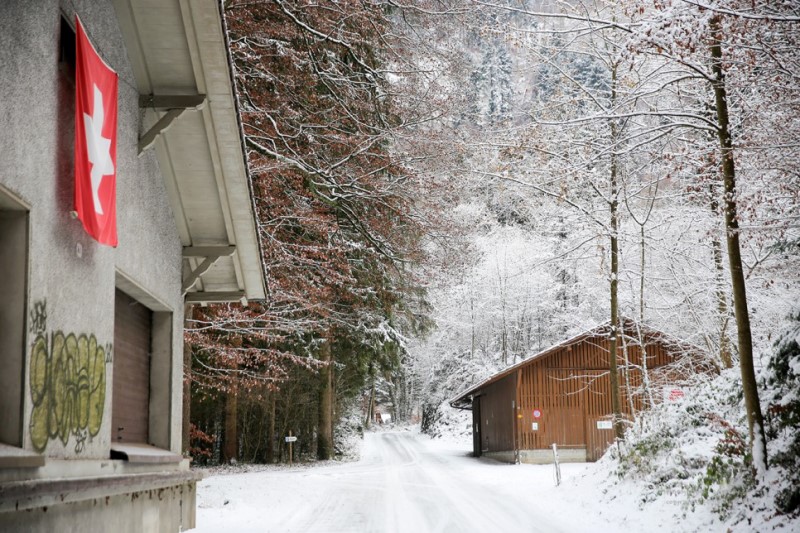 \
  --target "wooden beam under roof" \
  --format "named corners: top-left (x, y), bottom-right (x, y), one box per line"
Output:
top-left (184, 291), bottom-right (246, 304)
top-left (182, 245), bottom-right (237, 294)
top-left (137, 94), bottom-right (206, 154)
